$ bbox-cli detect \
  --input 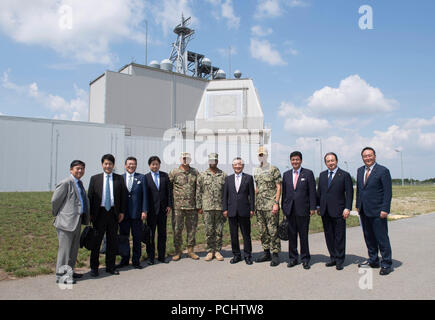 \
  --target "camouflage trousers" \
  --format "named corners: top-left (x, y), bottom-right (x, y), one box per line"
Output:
top-left (203, 210), bottom-right (226, 252)
top-left (256, 210), bottom-right (281, 253)
top-left (172, 209), bottom-right (198, 253)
